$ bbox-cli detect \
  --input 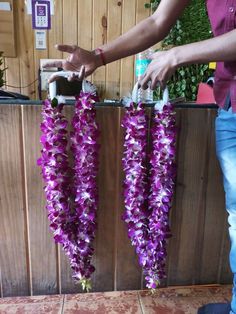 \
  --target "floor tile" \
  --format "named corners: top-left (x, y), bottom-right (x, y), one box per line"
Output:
top-left (63, 290), bottom-right (142, 314)
top-left (207, 285), bottom-right (232, 299)
top-left (0, 294), bottom-right (63, 305)
top-left (138, 285), bottom-right (232, 314)
top-left (0, 285), bottom-right (232, 314)
top-left (0, 302), bottom-right (63, 314)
